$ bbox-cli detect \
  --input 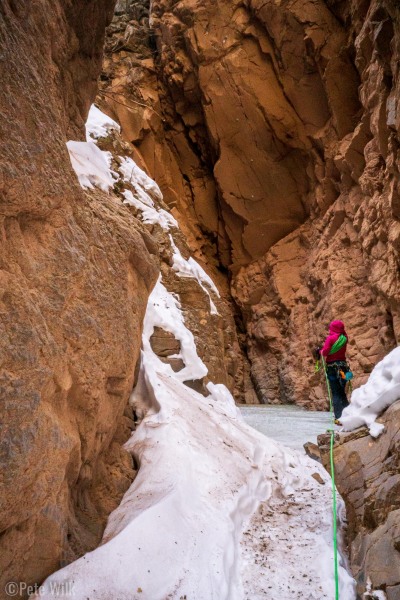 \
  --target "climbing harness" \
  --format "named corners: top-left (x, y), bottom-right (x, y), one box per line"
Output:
top-left (321, 355), bottom-right (340, 600)
top-left (315, 335), bottom-right (349, 374)
top-left (327, 360), bottom-right (354, 395)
